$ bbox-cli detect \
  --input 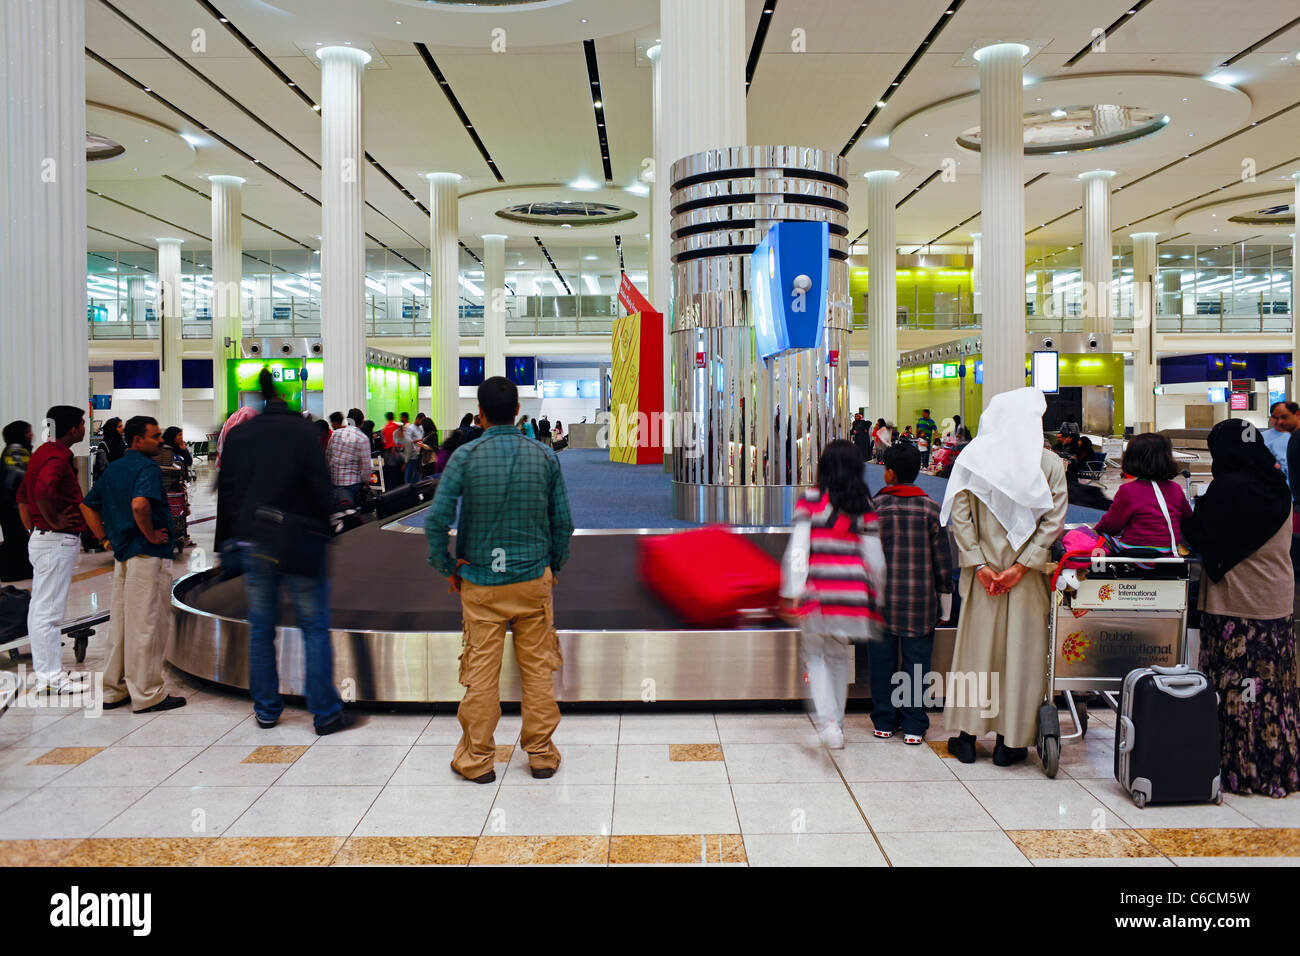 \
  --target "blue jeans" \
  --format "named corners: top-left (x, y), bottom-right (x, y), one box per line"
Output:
top-left (866, 630), bottom-right (935, 736)
top-left (404, 457), bottom-right (421, 485)
top-left (241, 546), bottom-right (342, 728)
top-left (334, 483), bottom-right (363, 508)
